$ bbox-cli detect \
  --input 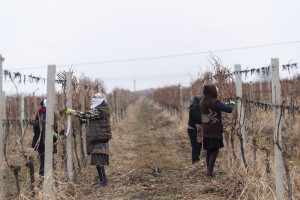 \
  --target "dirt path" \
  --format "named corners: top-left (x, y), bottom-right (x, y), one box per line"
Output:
top-left (77, 98), bottom-right (239, 199)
